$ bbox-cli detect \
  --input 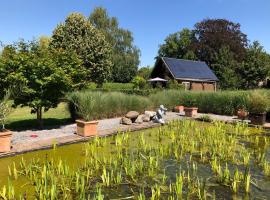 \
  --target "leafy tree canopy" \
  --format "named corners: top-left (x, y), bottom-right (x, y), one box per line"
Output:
top-left (238, 41), bottom-right (270, 89)
top-left (211, 46), bottom-right (239, 89)
top-left (89, 7), bottom-right (140, 83)
top-left (137, 66), bottom-right (152, 80)
top-left (158, 28), bottom-right (196, 60)
top-left (0, 39), bottom-right (77, 127)
top-left (194, 19), bottom-right (248, 63)
top-left (50, 12), bottom-right (112, 85)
